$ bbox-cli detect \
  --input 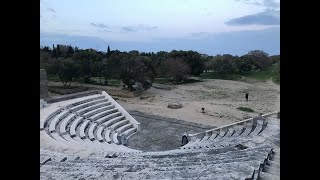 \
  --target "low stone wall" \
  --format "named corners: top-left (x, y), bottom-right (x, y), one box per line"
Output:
top-left (106, 89), bottom-right (142, 98)
top-left (45, 90), bottom-right (101, 103)
top-left (40, 69), bottom-right (48, 99)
